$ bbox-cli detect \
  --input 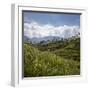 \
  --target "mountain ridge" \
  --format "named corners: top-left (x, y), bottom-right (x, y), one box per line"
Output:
top-left (24, 32), bottom-right (80, 44)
